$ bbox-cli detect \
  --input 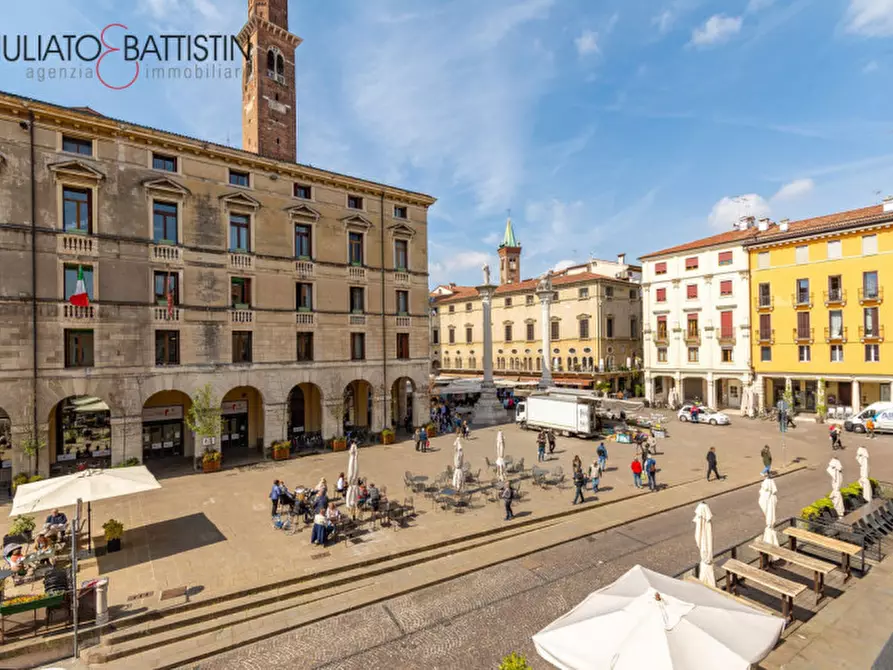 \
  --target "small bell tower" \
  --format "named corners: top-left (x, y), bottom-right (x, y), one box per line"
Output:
top-left (497, 216), bottom-right (521, 285)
